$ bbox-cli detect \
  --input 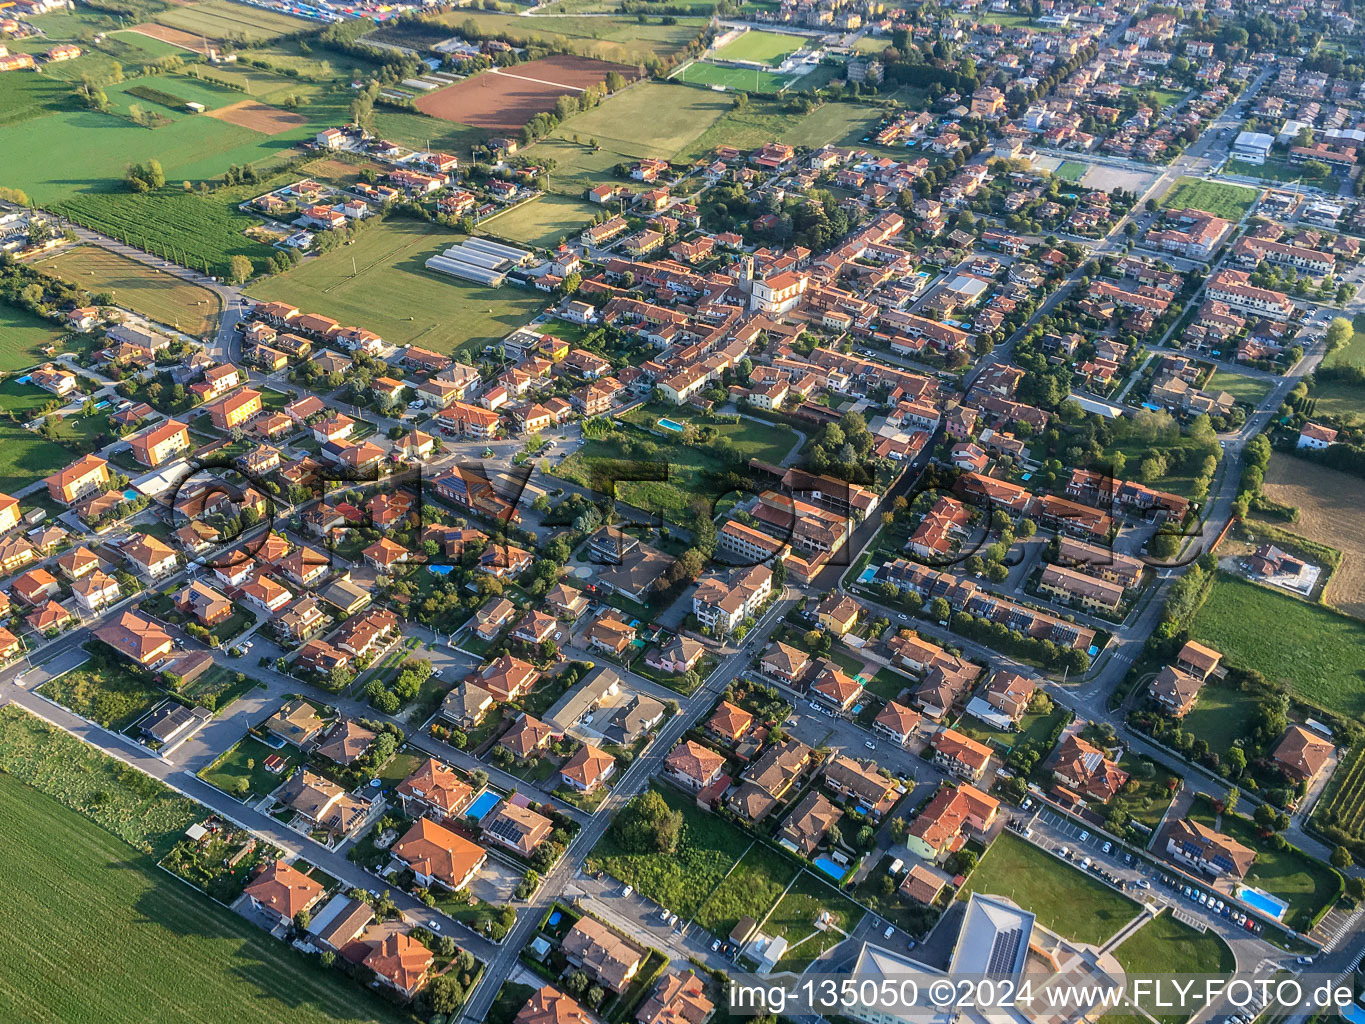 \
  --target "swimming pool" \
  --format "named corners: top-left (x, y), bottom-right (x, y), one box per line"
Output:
top-left (547, 910), bottom-right (563, 927)
top-left (465, 790), bottom-right (501, 821)
top-left (1236, 885), bottom-right (1288, 921)
top-left (657, 418), bottom-right (685, 433)
top-left (123, 489), bottom-right (139, 501)
top-left (93, 400), bottom-right (110, 410)
top-left (857, 566), bottom-right (878, 584)
top-left (813, 856), bottom-right (845, 881)
top-left (427, 564), bottom-right (453, 576)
